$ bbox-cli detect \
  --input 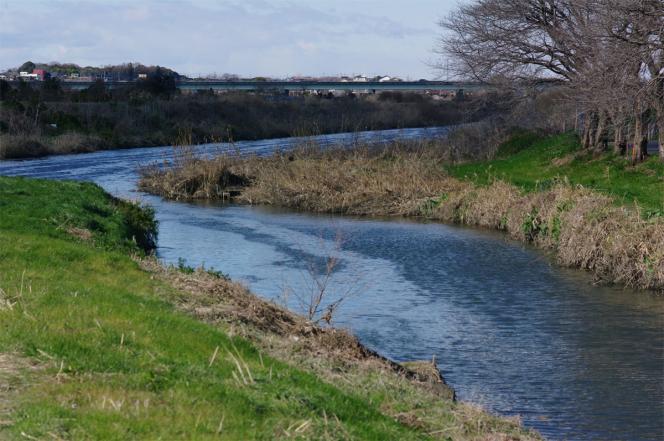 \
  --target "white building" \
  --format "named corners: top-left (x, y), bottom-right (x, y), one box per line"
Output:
top-left (19, 71), bottom-right (38, 80)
